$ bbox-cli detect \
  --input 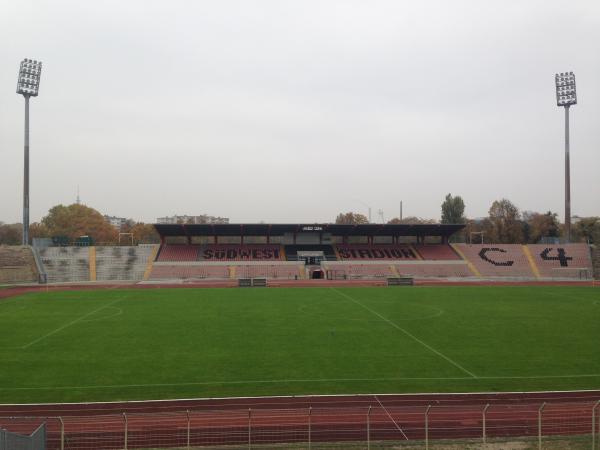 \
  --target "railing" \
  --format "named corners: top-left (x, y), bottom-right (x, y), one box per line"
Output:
top-left (1, 400), bottom-right (599, 449)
